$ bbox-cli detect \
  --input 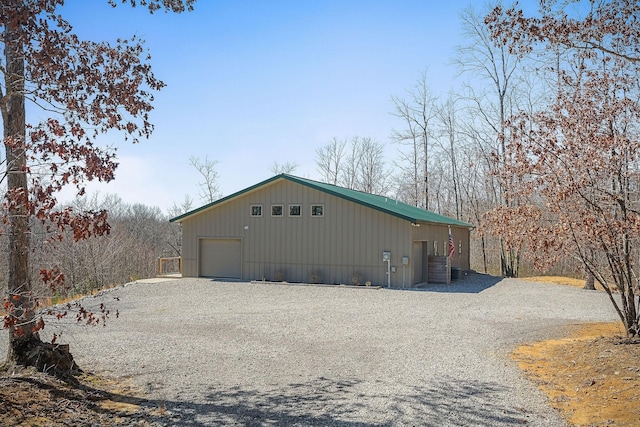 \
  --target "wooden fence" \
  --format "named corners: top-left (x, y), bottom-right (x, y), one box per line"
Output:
top-left (158, 257), bottom-right (182, 277)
